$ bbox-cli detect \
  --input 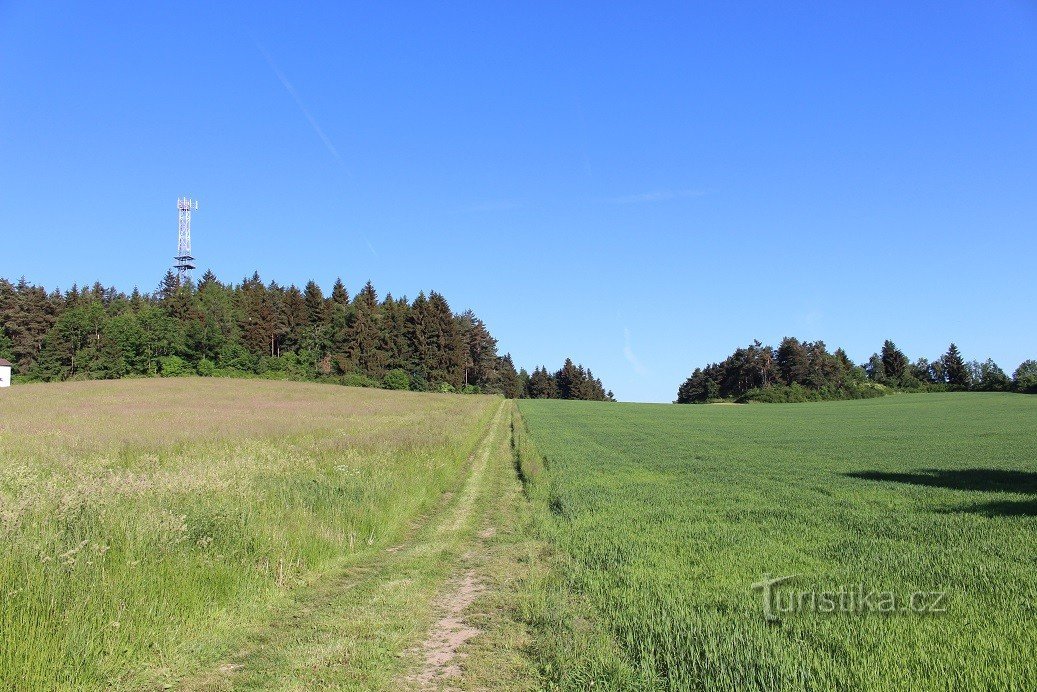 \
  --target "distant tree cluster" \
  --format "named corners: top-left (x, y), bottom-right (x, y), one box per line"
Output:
top-left (523, 359), bottom-right (615, 401)
top-left (677, 337), bottom-right (1035, 404)
top-left (0, 272), bottom-right (612, 400)
top-left (867, 340), bottom-right (1034, 394)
